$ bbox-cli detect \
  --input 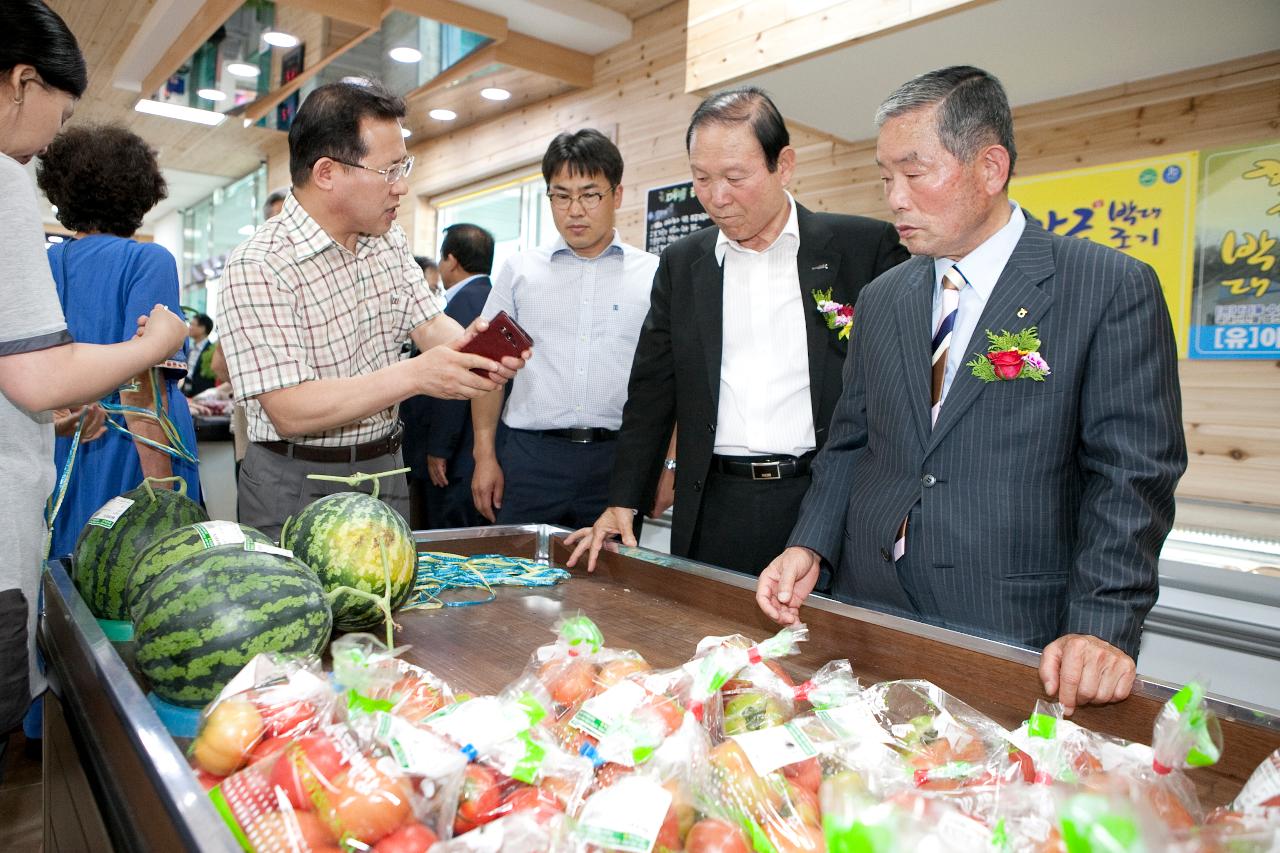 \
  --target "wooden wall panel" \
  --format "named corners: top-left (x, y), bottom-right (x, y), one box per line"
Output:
top-left (376, 2), bottom-right (1279, 535)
